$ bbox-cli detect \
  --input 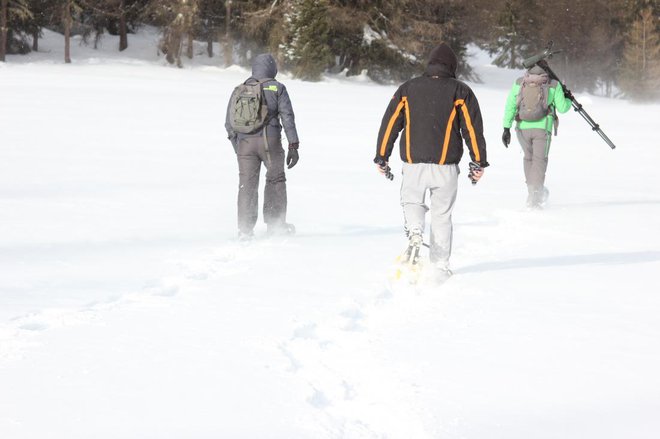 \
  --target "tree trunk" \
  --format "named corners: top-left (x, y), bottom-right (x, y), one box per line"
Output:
top-left (32, 30), bottom-right (39, 52)
top-left (119, 0), bottom-right (128, 51)
top-left (207, 35), bottom-right (213, 58)
top-left (0, 0), bottom-right (7, 62)
top-left (224, 0), bottom-right (232, 66)
top-left (187, 34), bottom-right (193, 59)
top-left (64, 0), bottom-right (72, 63)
